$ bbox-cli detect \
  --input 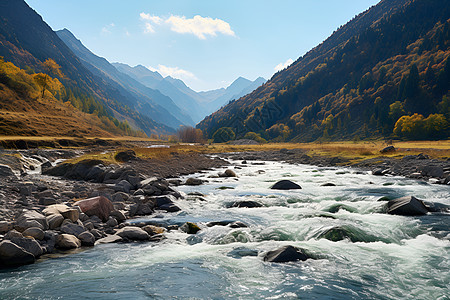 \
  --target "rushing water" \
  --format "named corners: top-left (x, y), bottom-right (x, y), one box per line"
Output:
top-left (1, 160), bottom-right (449, 299)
